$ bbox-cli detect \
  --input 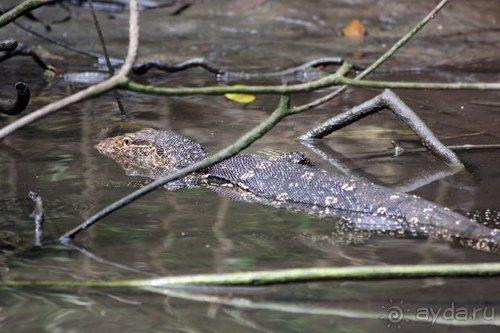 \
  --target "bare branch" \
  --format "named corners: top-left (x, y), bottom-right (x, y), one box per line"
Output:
top-left (0, 0), bottom-right (55, 29)
top-left (300, 89), bottom-right (464, 169)
top-left (88, 0), bottom-right (127, 118)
